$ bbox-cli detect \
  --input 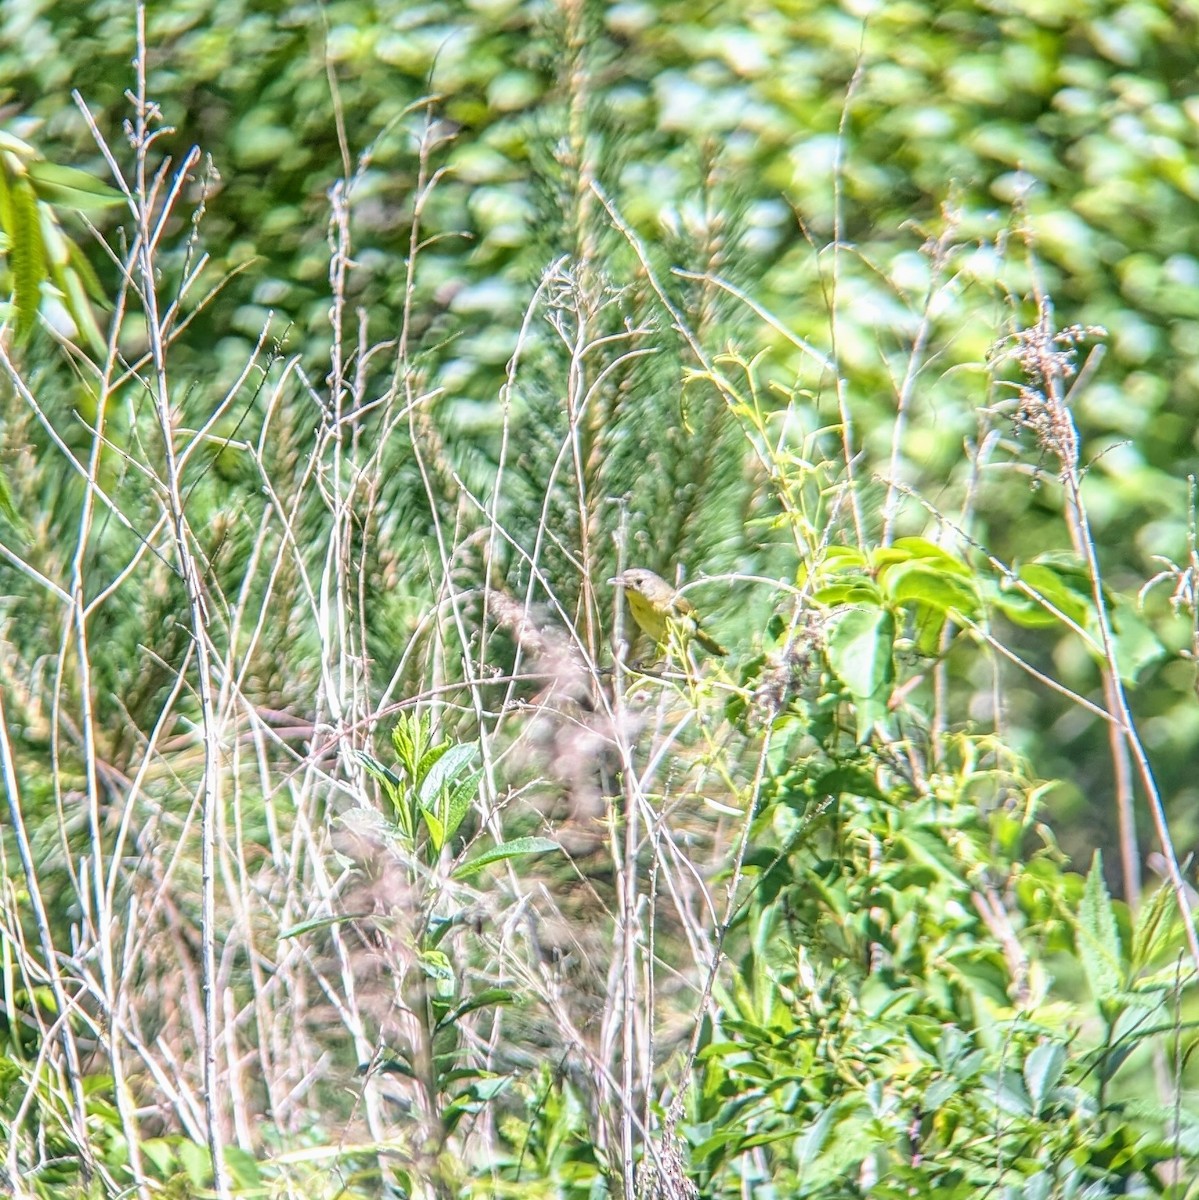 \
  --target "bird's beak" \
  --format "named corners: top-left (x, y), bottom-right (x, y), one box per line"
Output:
top-left (607, 575), bottom-right (623, 586)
